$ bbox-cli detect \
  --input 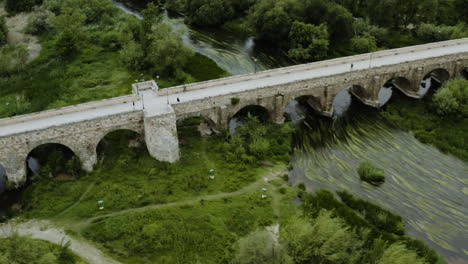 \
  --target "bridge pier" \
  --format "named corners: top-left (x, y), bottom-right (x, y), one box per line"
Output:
top-left (144, 105), bottom-right (180, 163)
top-left (76, 145), bottom-right (98, 173)
top-left (0, 155), bottom-right (27, 188)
